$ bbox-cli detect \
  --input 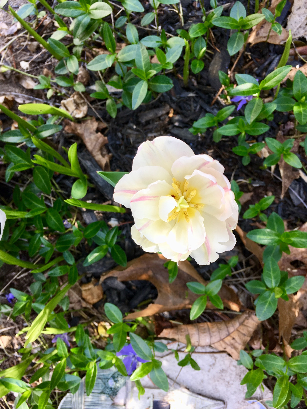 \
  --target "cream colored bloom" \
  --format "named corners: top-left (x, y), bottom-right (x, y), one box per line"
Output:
top-left (0, 209), bottom-right (6, 241)
top-left (114, 136), bottom-right (238, 265)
